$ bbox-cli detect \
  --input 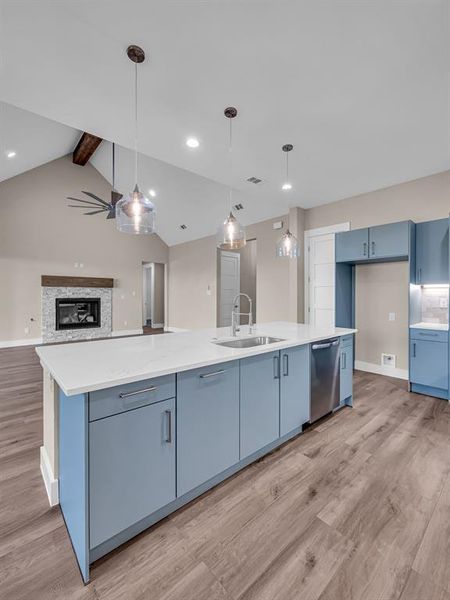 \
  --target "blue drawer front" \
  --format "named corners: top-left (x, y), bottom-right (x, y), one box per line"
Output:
top-left (410, 328), bottom-right (448, 343)
top-left (89, 374), bottom-right (175, 421)
top-left (410, 339), bottom-right (448, 391)
top-left (340, 334), bottom-right (353, 348)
